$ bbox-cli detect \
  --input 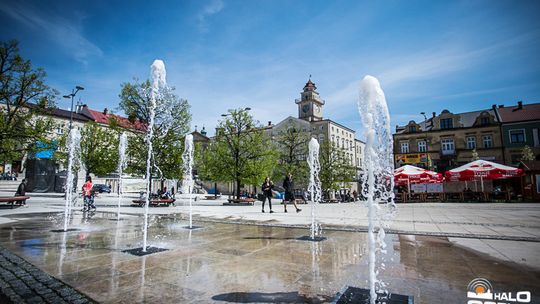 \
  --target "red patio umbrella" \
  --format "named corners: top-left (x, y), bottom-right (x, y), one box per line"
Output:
top-left (445, 160), bottom-right (523, 191)
top-left (395, 165), bottom-right (442, 191)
